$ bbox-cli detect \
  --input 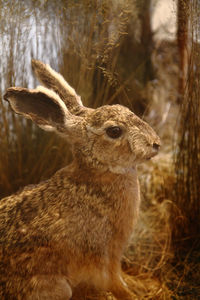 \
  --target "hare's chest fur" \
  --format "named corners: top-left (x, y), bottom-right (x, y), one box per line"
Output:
top-left (60, 166), bottom-right (140, 258)
top-left (59, 166), bottom-right (140, 288)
